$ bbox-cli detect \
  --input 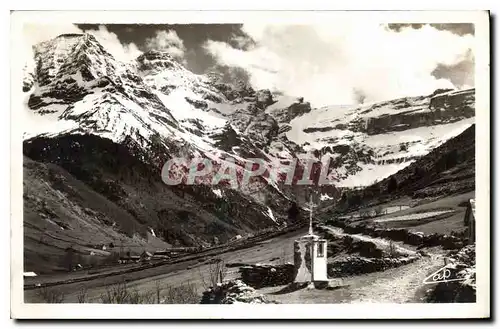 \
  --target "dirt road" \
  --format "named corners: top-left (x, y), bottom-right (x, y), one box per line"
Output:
top-left (343, 253), bottom-right (444, 303)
